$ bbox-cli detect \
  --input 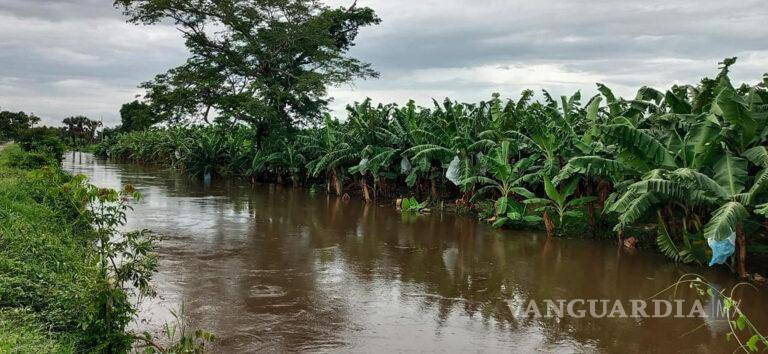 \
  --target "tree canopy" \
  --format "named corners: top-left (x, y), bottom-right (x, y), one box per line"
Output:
top-left (114, 0), bottom-right (381, 137)
top-left (62, 116), bottom-right (102, 146)
top-left (120, 100), bottom-right (156, 132)
top-left (0, 109), bottom-right (40, 141)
